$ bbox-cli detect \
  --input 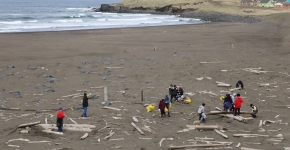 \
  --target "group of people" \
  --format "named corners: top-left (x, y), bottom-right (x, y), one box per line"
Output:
top-left (197, 93), bottom-right (258, 123)
top-left (168, 84), bottom-right (184, 102)
top-left (56, 93), bottom-right (89, 132)
top-left (222, 93), bottom-right (258, 117)
top-left (158, 84), bottom-right (185, 118)
top-left (57, 81), bottom-right (256, 132)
